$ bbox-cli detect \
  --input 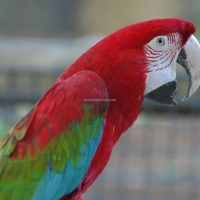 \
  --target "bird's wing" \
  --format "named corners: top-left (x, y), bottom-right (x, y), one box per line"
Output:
top-left (0, 70), bottom-right (108, 200)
